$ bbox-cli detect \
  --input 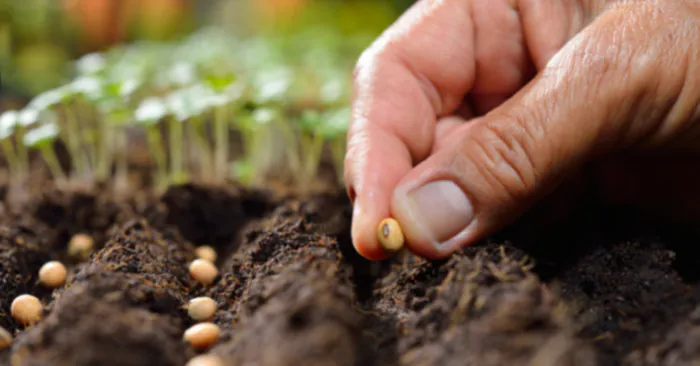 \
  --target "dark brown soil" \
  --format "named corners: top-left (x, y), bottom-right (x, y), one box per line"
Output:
top-left (0, 179), bottom-right (698, 366)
